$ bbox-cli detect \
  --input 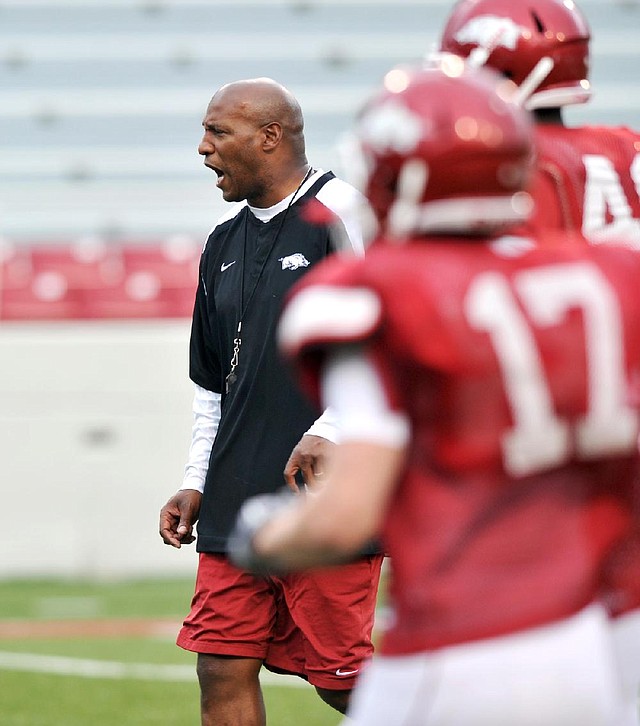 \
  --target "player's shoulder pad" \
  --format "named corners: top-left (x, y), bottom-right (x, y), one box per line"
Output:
top-left (278, 284), bottom-right (382, 356)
